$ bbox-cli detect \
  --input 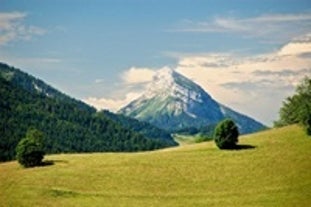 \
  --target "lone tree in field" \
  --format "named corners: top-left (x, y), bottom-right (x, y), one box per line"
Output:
top-left (275, 76), bottom-right (311, 135)
top-left (16, 128), bottom-right (45, 168)
top-left (214, 119), bottom-right (239, 149)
